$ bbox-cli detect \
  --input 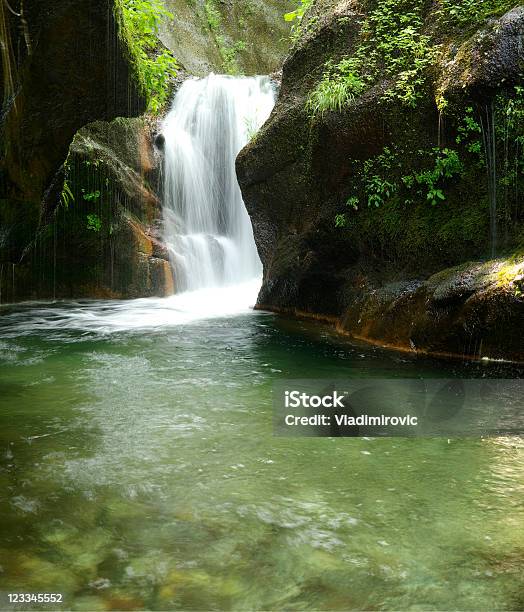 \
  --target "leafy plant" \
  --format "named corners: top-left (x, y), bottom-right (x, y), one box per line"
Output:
top-left (335, 214), bottom-right (347, 228)
top-left (86, 213), bottom-right (102, 232)
top-left (360, 147), bottom-right (400, 208)
top-left (284, 0), bottom-right (314, 44)
top-left (284, 0), bottom-right (311, 23)
top-left (60, 181), bottom-right (75, 209)
top-left (346, 196), bottom-right (359, 210)
top-left (335, 145), bottom-right (464, 229)
top-left (364, 7), bottom-right (436, 108)
top-left (298, 0), bottom-right (517, 120)
top-left (307, 58), bottom-right (365, 117)
top-left (410, 148), bottom-right (463, 205)
top-left (305, 0), bottom-right (439, 117)
top-left (204, 0), bottom-right (221, 30)
top-left (366, 176), bottom-right (397, 207)
top-left (493, 85), bottom-right (524, 233)
top-left (456, 107), bottom-right (482, 156)
top-left (436, 0), bottom-right (515, 29)
top-left (116, 0), bottom-right (178, 113)
top-left (82, 189), bottom-right (101, 202)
